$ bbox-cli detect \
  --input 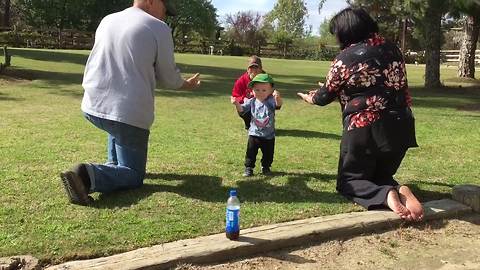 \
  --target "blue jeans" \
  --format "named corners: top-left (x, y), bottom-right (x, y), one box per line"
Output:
top-left (84, 113), bottom-right (150, 193)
